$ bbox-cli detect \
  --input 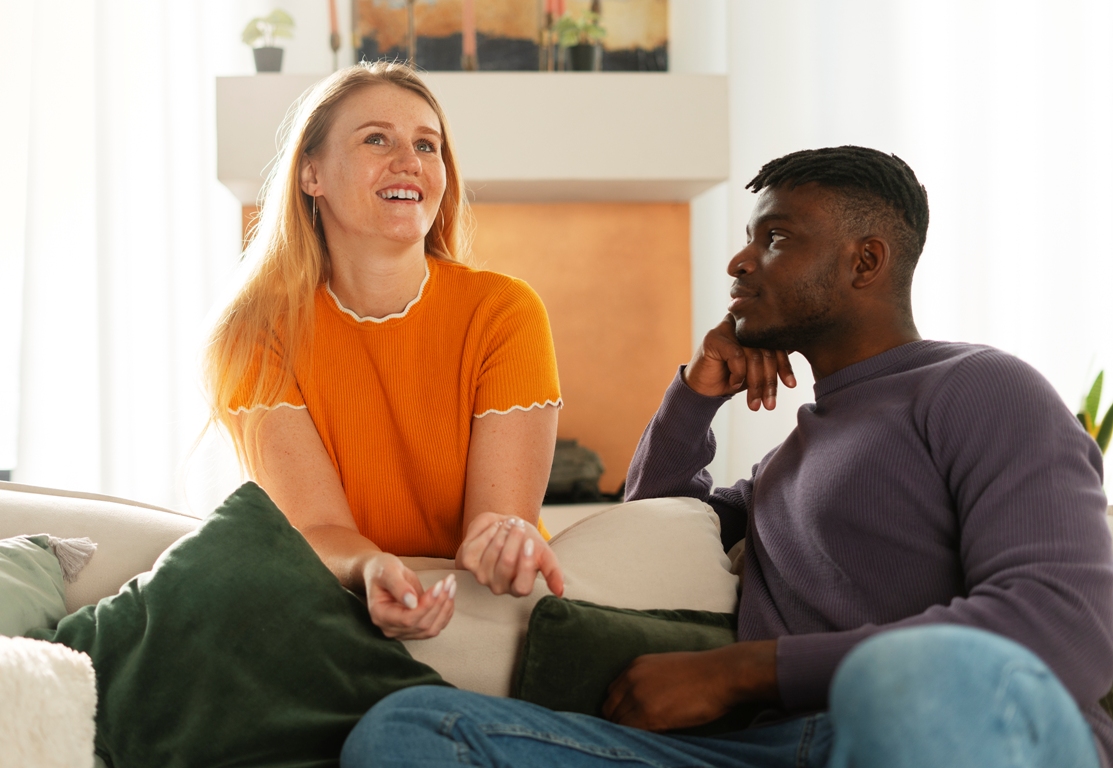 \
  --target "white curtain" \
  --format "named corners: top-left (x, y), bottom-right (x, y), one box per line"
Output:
top-left (713, 0), bottom-right (1113, 490)
top-left (5, 0), bottom-right (252, 513)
